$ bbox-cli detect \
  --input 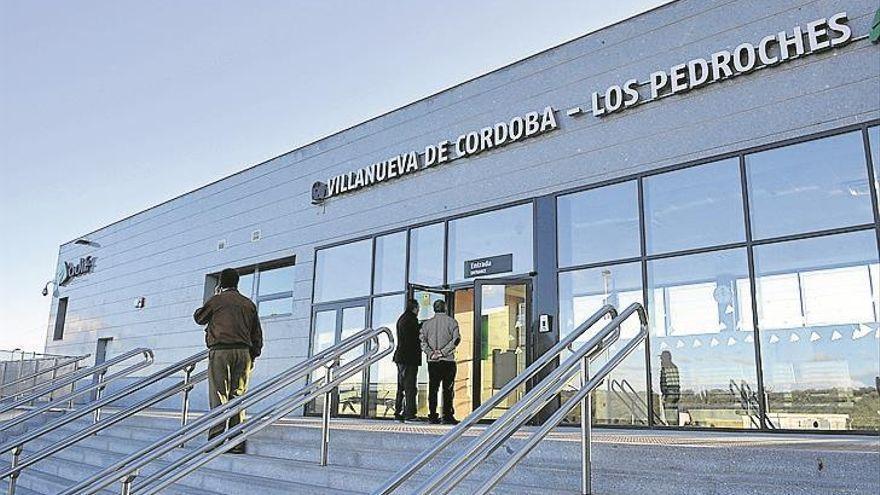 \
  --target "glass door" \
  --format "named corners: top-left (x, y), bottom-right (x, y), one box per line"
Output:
top-left (306, 301), bottom-right (369, 416)
top-left (474, 279), bottom-right (530, 419)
